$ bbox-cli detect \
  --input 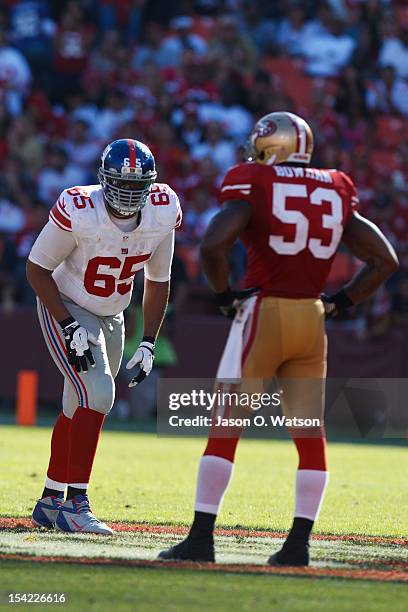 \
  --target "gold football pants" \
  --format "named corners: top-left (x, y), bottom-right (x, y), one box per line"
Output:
top-left (240, 297), bottom-right (327, 420)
